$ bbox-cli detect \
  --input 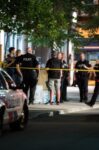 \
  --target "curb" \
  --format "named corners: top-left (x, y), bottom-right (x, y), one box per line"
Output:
top-left (28, 102), bottom-right (99, 119)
